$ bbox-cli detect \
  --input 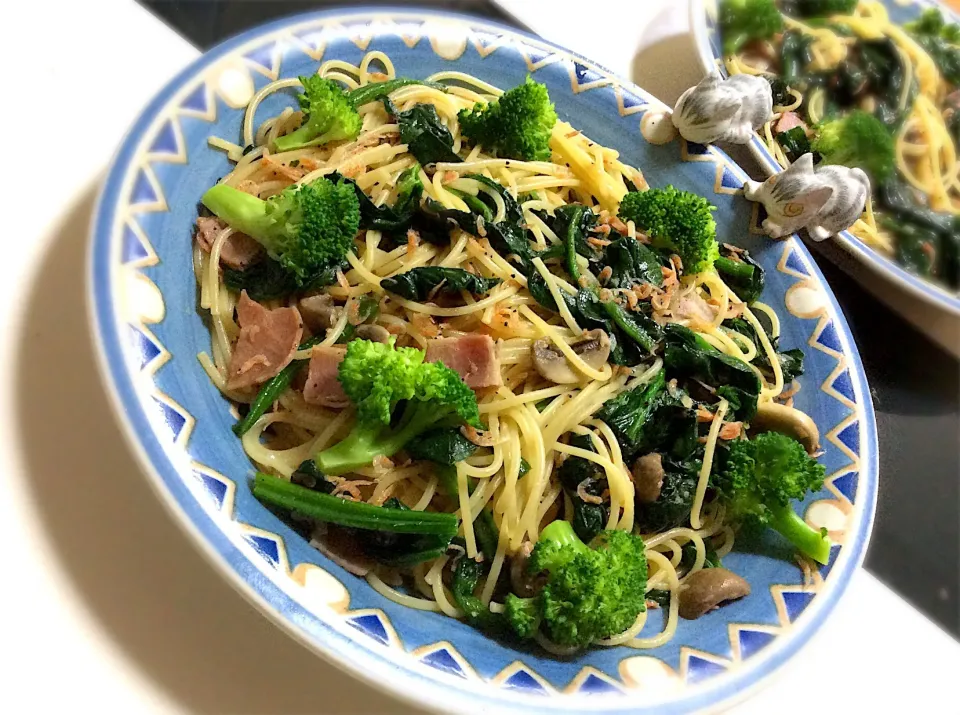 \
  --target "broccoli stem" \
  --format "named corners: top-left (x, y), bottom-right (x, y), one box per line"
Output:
top-left (563, 204), bottom-right (587, 282)
top-left (253, 472), bottom-right (458, 537)
top-left (539, 518), bottom-right (587, 551)
top-left (315, 402), bottom-right (442, 475)
top-left (201, 184), bottom-right (271, 240)
top-left (233, 334), bottom-right (323, 437)
top-left (769, 505), bottom-right (832, 565)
